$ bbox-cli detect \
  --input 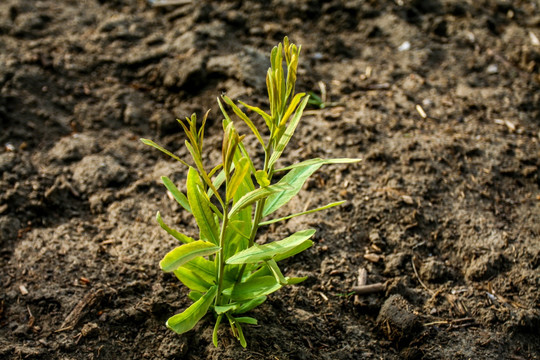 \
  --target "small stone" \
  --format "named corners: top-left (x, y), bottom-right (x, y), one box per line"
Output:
top-left (19, 284), bottom-right (28, 296)
top-left (398, 41), bottom-right (411, 52)
top-left (486, 64), bottom-right (498, 74)
top-left (401, 195), bottom-right (414, 205)
top-left (364, 253), bottom-right (381, 263)
top-left (80, 322), bottom-right (99, 338)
